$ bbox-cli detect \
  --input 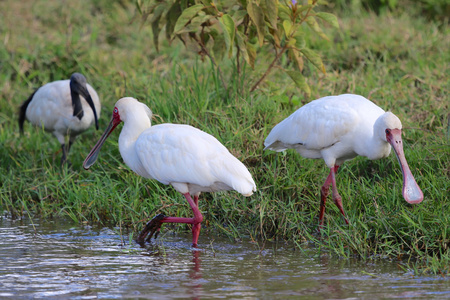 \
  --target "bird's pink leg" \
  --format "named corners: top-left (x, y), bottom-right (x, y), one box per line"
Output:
top-left (161, 194), bottom-right (203, 247)
top-left (191, 195), bottom-right (201, 247)
top-left (137, 193), bottom-right (203, 247)
top-left (193, 194), bottom-right (199, 207)
top-left (319, 166), bottom-right (344, 229)
top-left (319, 171), bottom-right (332, 228)
top-left (319, 166), bottom-right (338, 228)
top-left (329, 166), bottom-right (349, 225)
